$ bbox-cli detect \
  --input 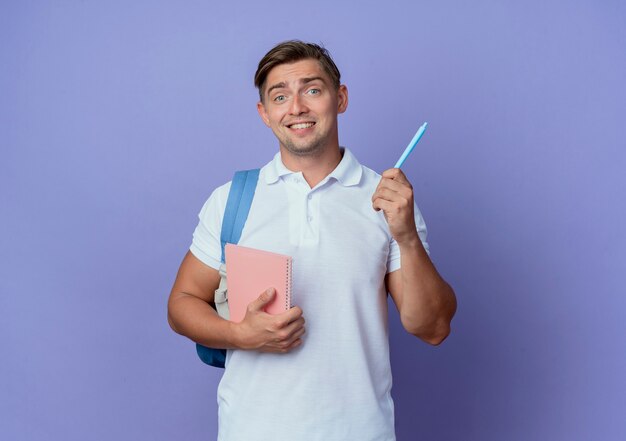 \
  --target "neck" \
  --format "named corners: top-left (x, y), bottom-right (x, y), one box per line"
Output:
top-left (279, 144), bottom-right (343, 188)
